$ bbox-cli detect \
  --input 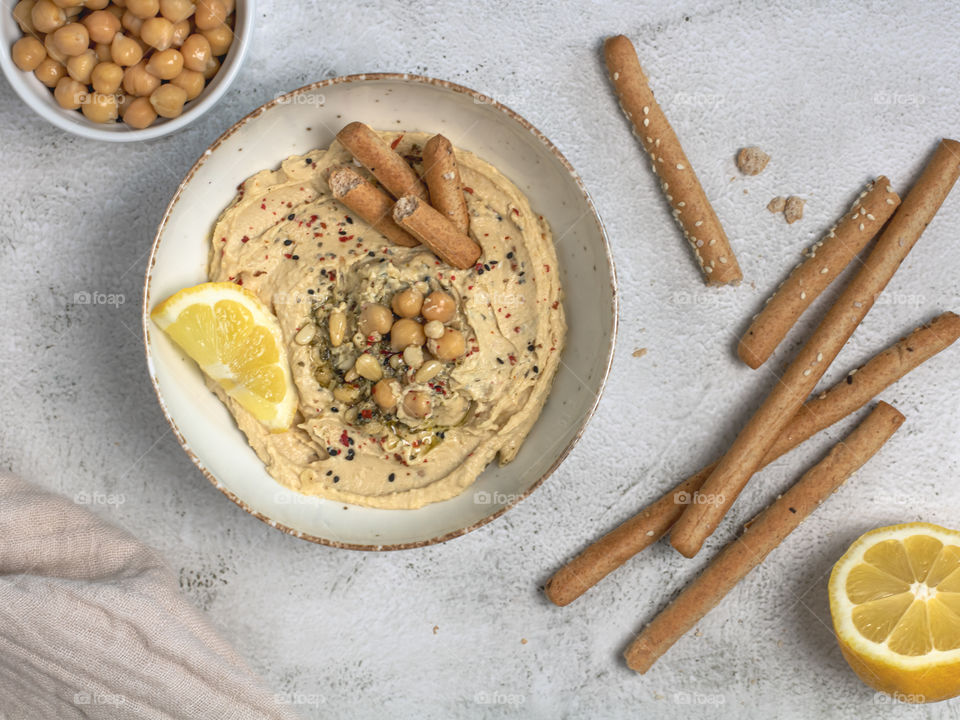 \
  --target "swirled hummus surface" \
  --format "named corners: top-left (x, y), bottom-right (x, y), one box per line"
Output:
top-left (207, 131), bottom-right (566, 509)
